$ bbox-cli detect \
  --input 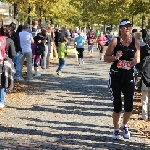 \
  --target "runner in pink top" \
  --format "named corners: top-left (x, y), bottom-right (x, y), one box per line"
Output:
top-left (97, 32), bottom-right (107, 60)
